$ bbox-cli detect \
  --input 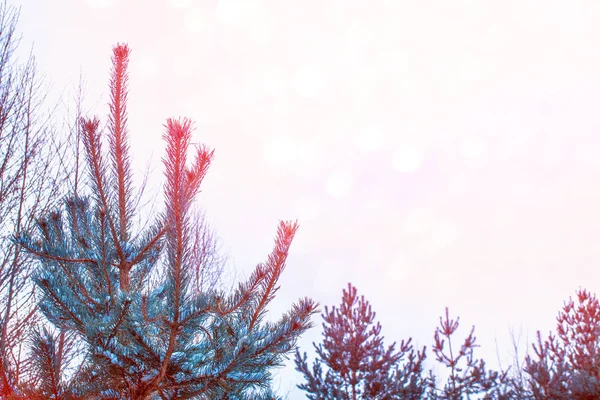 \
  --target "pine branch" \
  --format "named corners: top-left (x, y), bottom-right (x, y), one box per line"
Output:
top-left (107, 43), bottom-right (133, 244)
top-left (129, 225), bottom-right (165, 269)
top-left (29, 328), bottom-right (62, 399)
top-left (221, 264), bottom-right (266, 317)
top-left (139, 118), bottom-right (214, 396)
top-left (15, 236), bottom-right (97, 267)
top-left (249, 220), bottom-right (298, 332)
top-left (80, 116), bottom-right (127, 287)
